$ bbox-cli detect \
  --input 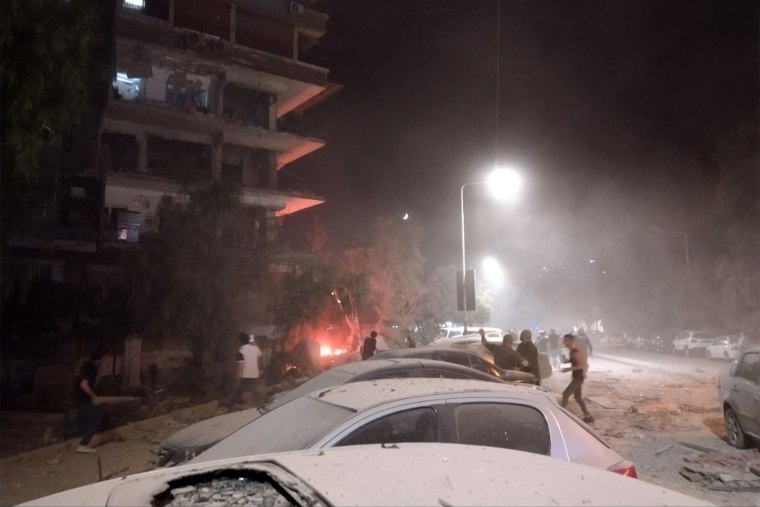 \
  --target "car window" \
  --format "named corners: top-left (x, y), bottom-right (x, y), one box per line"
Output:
top-left (436, 351), bottom-right (470, 368)
top-left (416, 368), bottom-right (474, 380)
top-left (195, 397), bottom-right (354, 463)
top-left (361, 369), bottom-right (411, 381)
top-left (737, 353), bottom-right (759, 384)
top-left (468, 356), bottom-right (491, 373)
top-left (454, 403), bottom-right (550, 455)
top-left (336, 407), bottom-right (439, 446)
